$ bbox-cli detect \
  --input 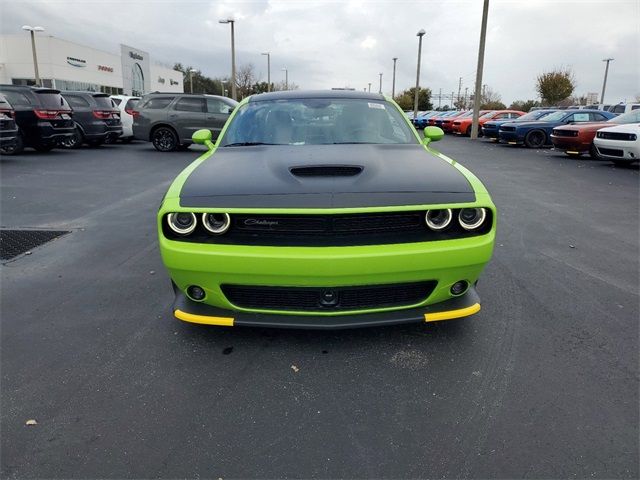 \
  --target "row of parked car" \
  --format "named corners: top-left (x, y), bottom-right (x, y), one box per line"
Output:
top-left (408, 105), bottom-right (640, 166)
top-left (0, 85), bottom-right (240, 155)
